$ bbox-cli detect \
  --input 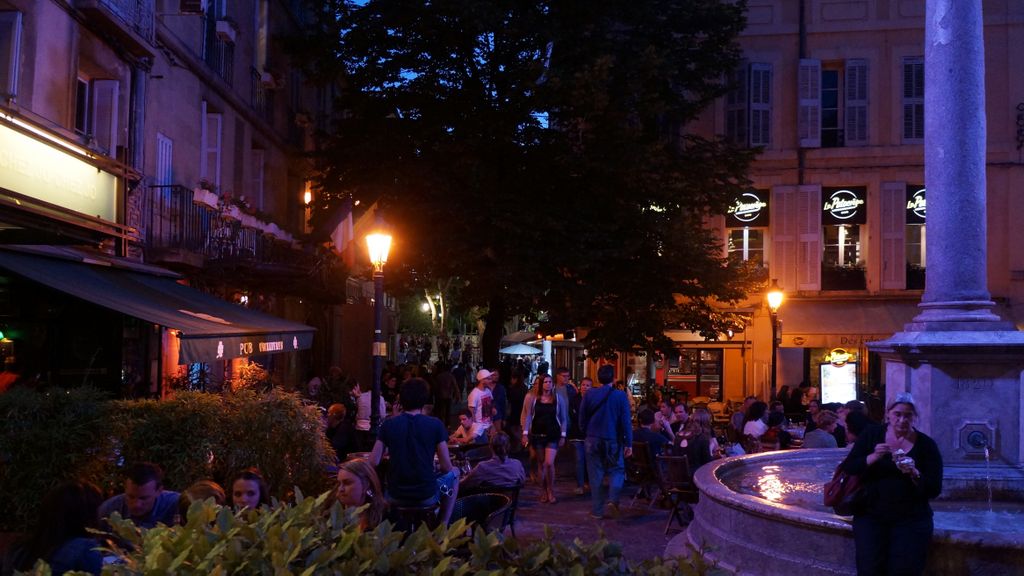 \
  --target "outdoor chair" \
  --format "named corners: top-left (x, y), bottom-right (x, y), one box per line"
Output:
top-left (657, 453), bottom-right (700, 534)
top-left (387, 502), bottom-right (439, 533)
top-left (449, 492), bottom-right (511, 534)
top-left (626, 441), bottom-right (662, 508)
top-left (458, 482), bottom-right (522, 537)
